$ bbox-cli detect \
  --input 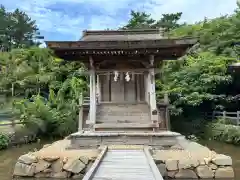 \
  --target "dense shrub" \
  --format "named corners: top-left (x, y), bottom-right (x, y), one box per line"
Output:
top-left (206, 123), bottom-right (240, 145)
top-left (0, 133), bottom-right (9, 150)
